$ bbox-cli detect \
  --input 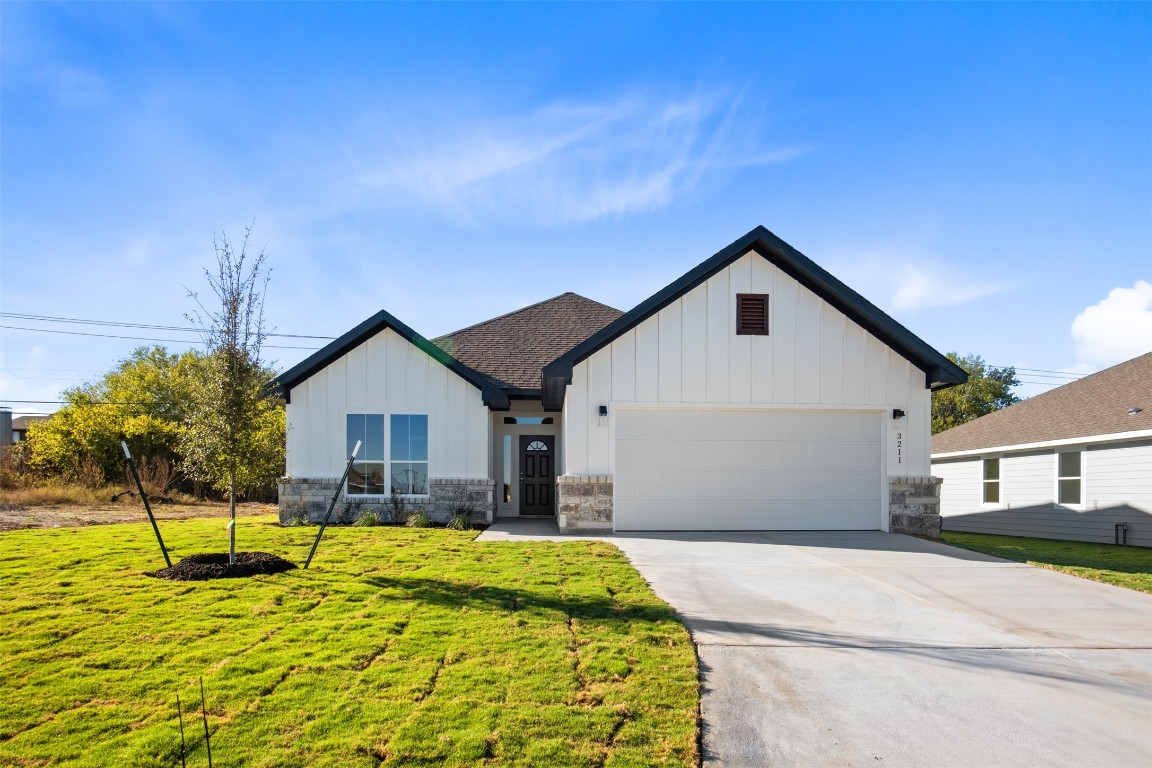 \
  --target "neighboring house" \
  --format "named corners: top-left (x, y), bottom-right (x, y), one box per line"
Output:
top-left (12, 415), bottom-right (48, 442)
top-left (273, 226), bottom-right (966, 533)
top-left (932, 352), bottom-right (1152, 547)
